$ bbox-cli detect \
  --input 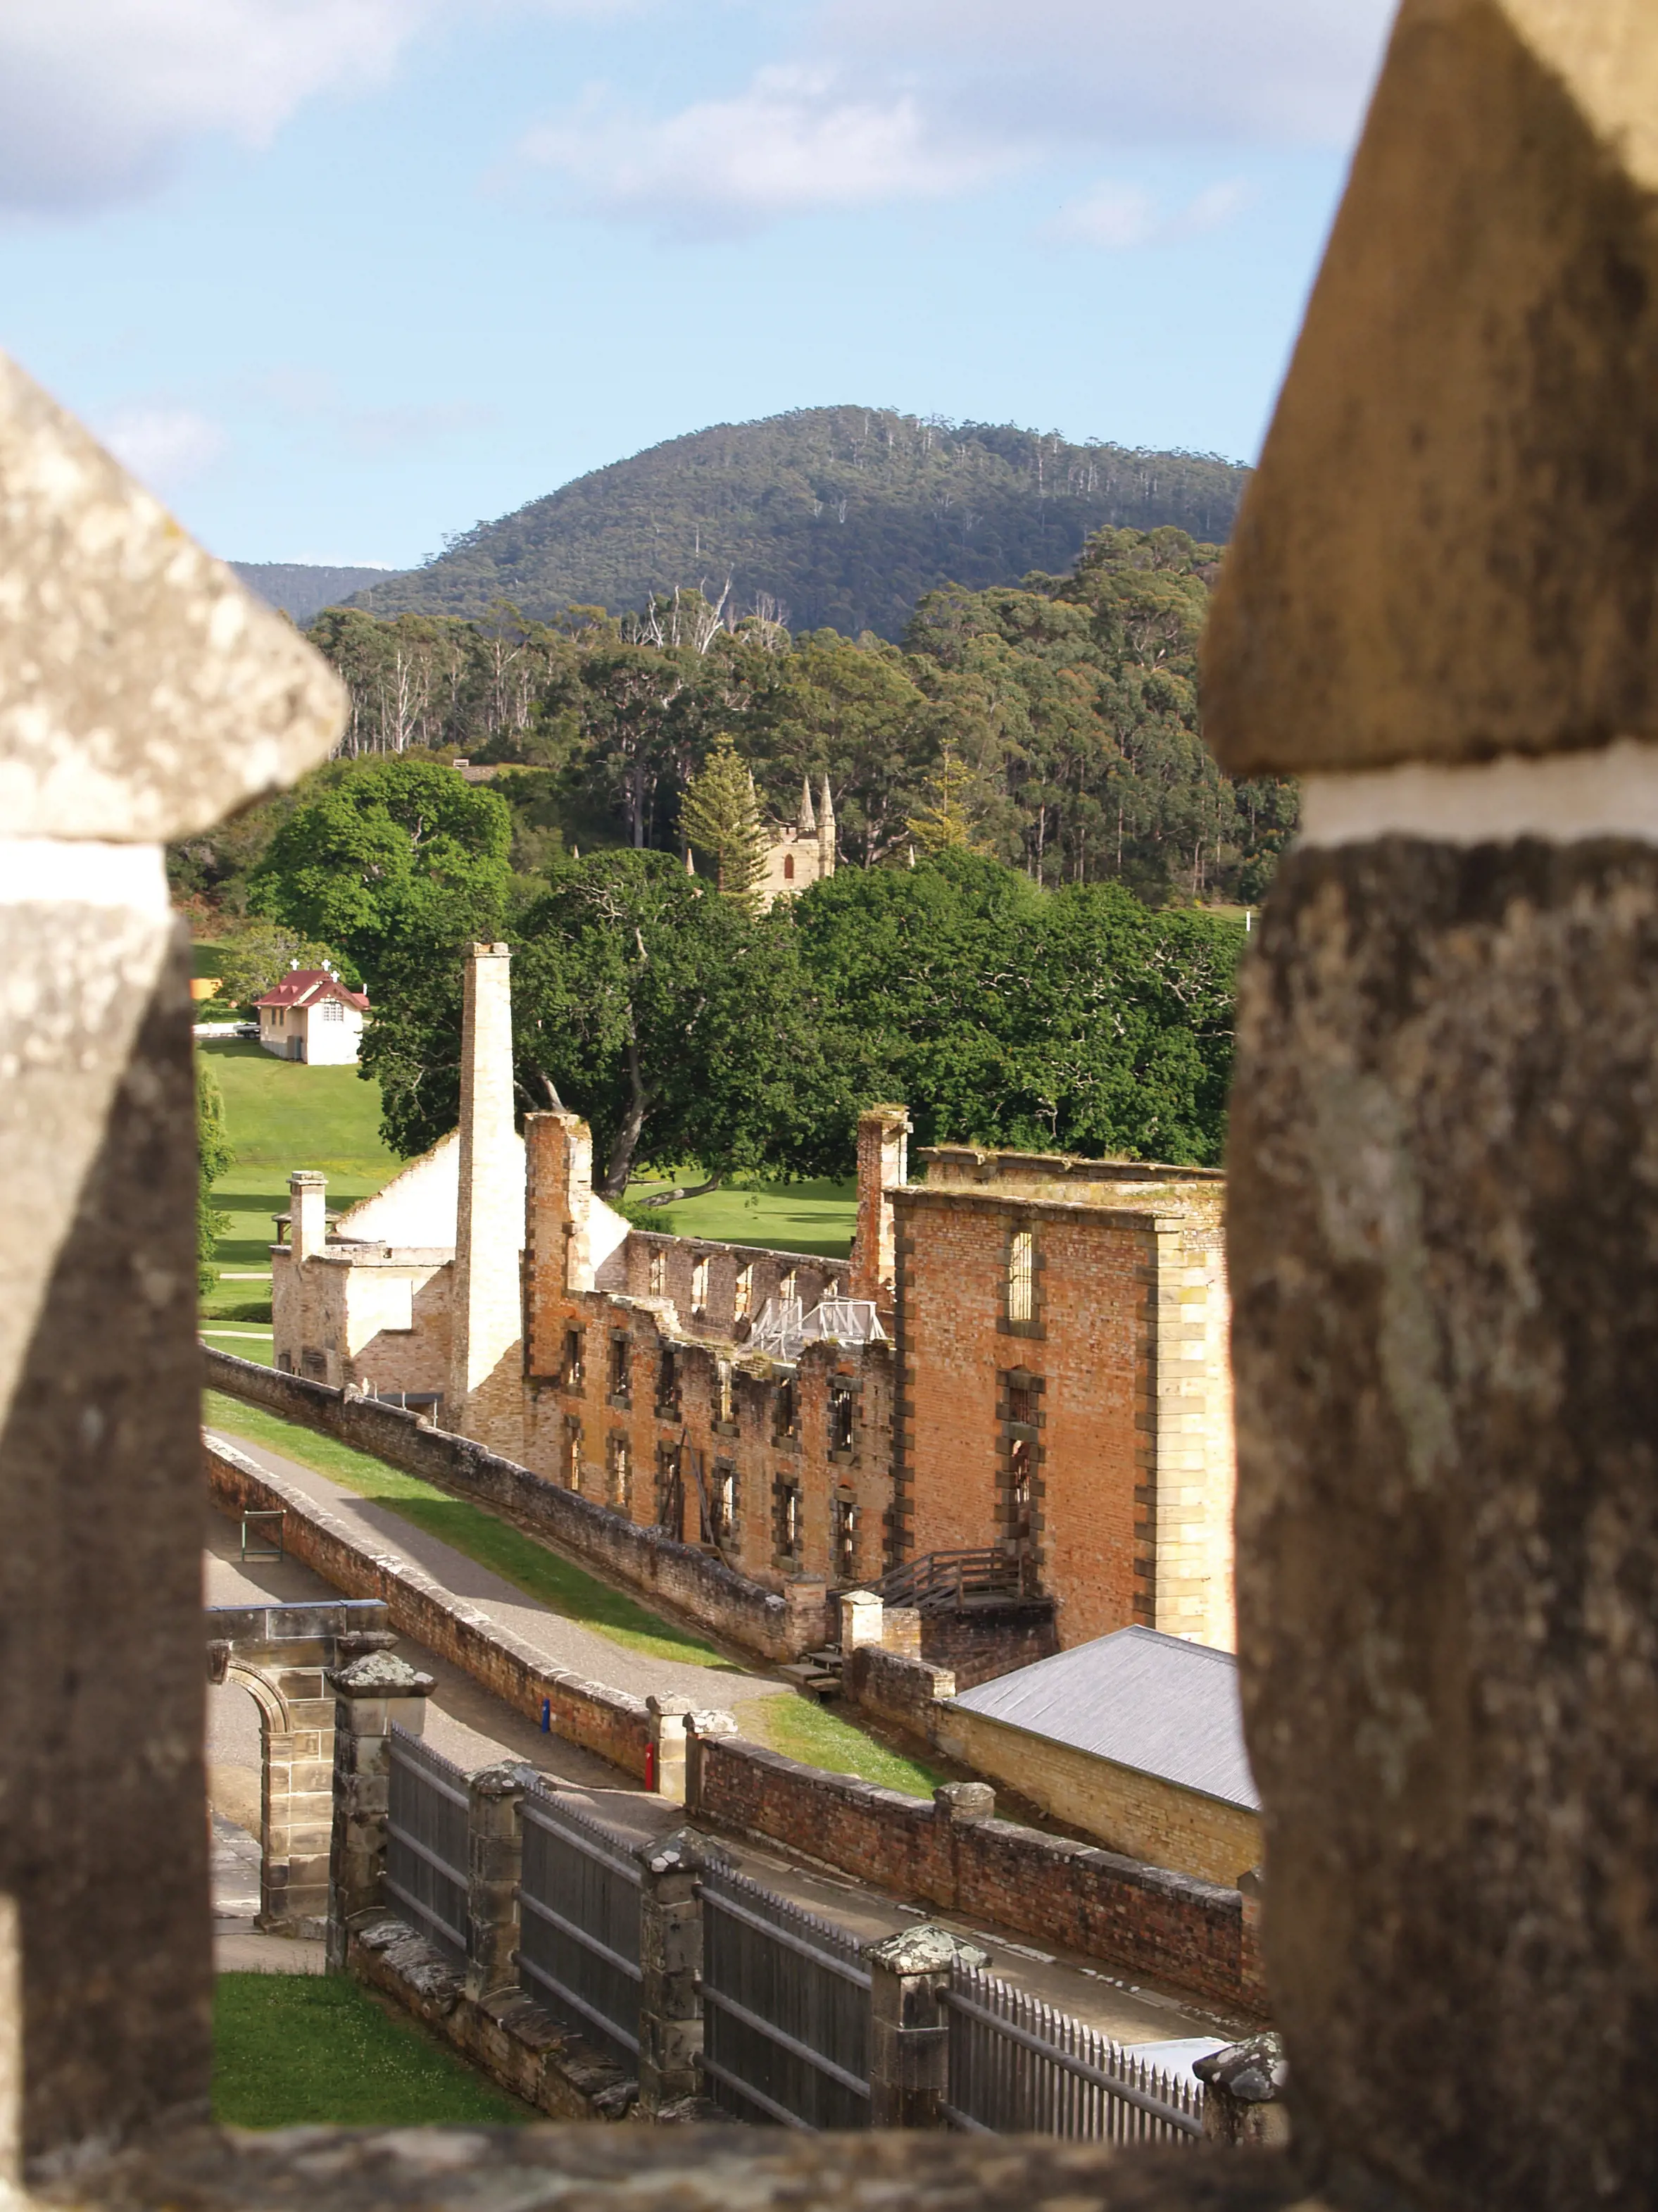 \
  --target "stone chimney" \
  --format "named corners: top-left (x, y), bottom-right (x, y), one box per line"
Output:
top-left (817, 775), bottom-right (836, 880)
top-left (850, 1105), bottom-right (908, 1313)
top-left (448, 942), bottom-right (522, 1456)
top-left (289, 1170), bottom-right (327, 1261)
